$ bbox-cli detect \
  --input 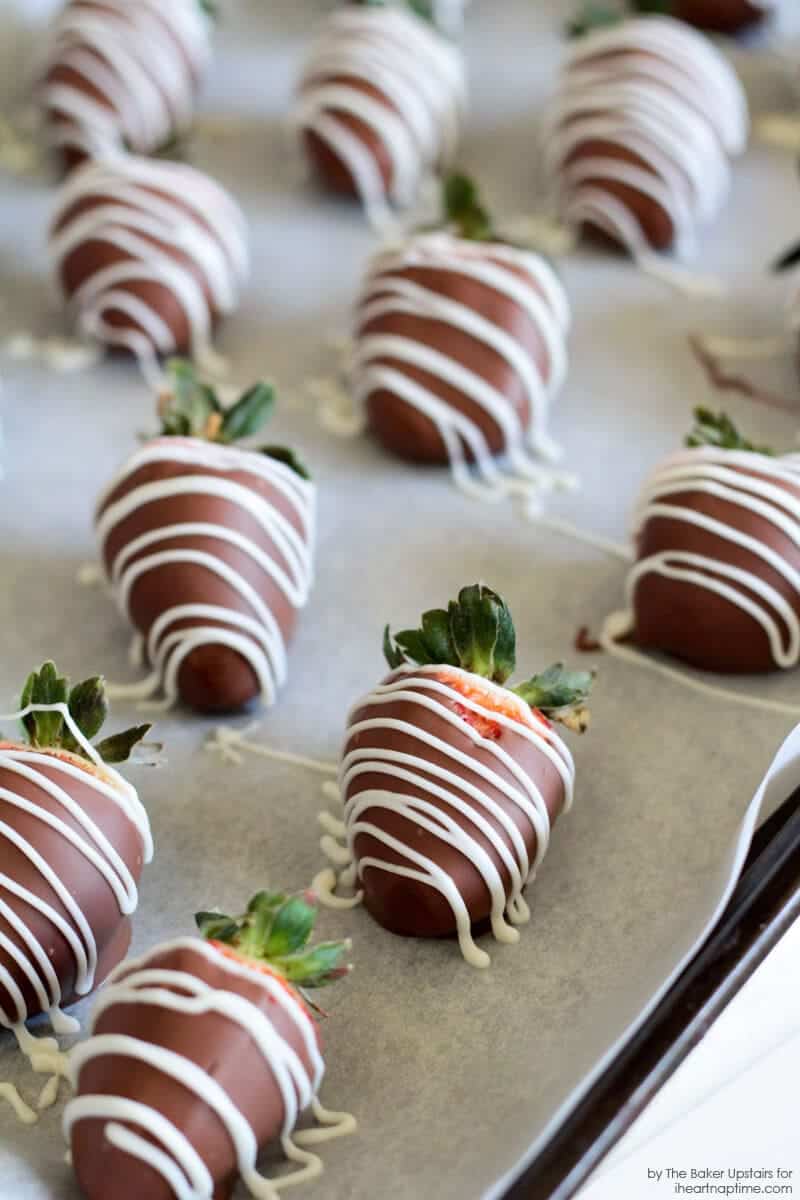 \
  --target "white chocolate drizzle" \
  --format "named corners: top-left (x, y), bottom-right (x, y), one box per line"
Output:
top-left (322, 665), bottom-right (575, 968)
top-left (63, 938), bottom-right (355, 1199)
top-left (96, 438), bottom-right (316, 711)
top-left (41, 0), bottom-right (213, 161)
top-left (294, 6), bottom-right (466, 225)
top-left (351, 232), bottom-right (574, 513)
top-left (0, 702), bottom-right (152, 1034)
top-left (629, 447), bottom-right (800, 670)
top-left (543, 16), bottom-right (748, 269)
top-left (48, 155), bottom-right (249, 386)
